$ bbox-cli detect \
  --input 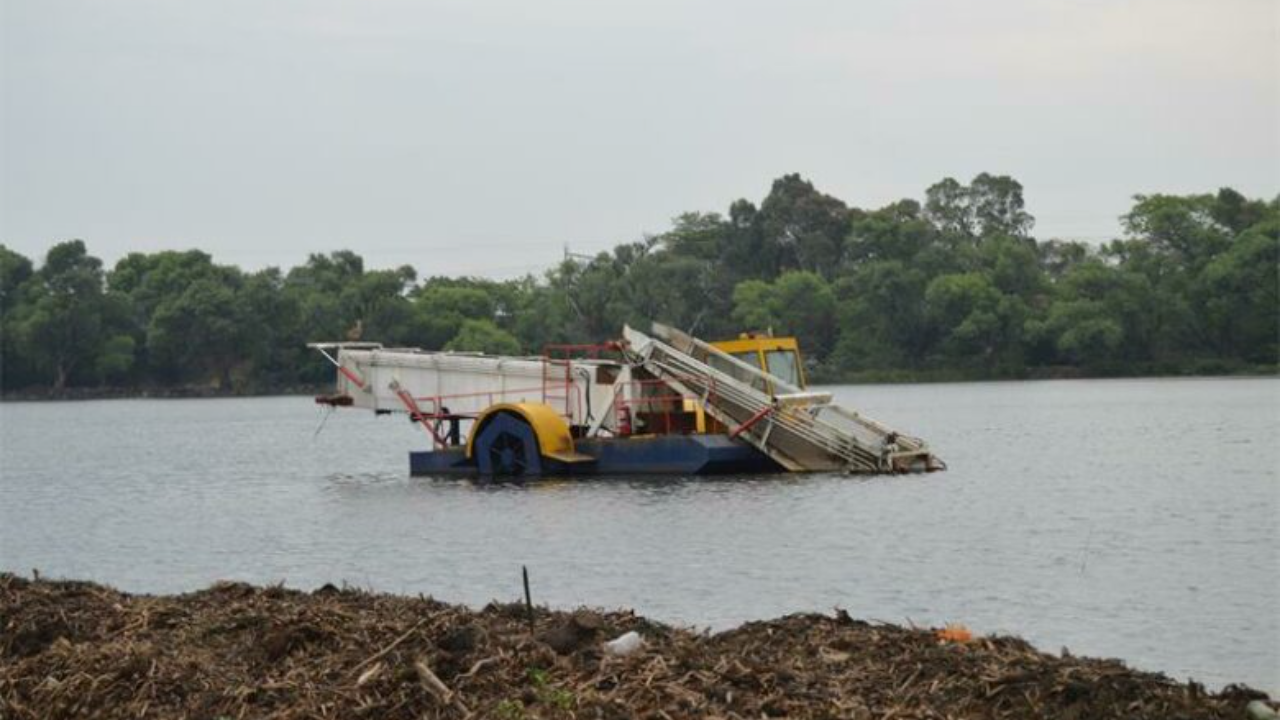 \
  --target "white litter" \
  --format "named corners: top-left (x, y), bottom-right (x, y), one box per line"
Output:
top-left (1247, 700), bottom-right (1280, 720)
top-left (603, 630), bottom-right (644, 656)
